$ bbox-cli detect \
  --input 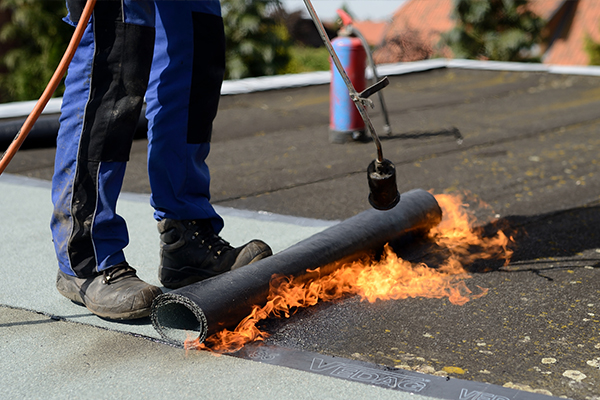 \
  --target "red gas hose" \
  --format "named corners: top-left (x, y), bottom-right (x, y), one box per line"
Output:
top-left (0, 0), bottom-right (96, 175)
